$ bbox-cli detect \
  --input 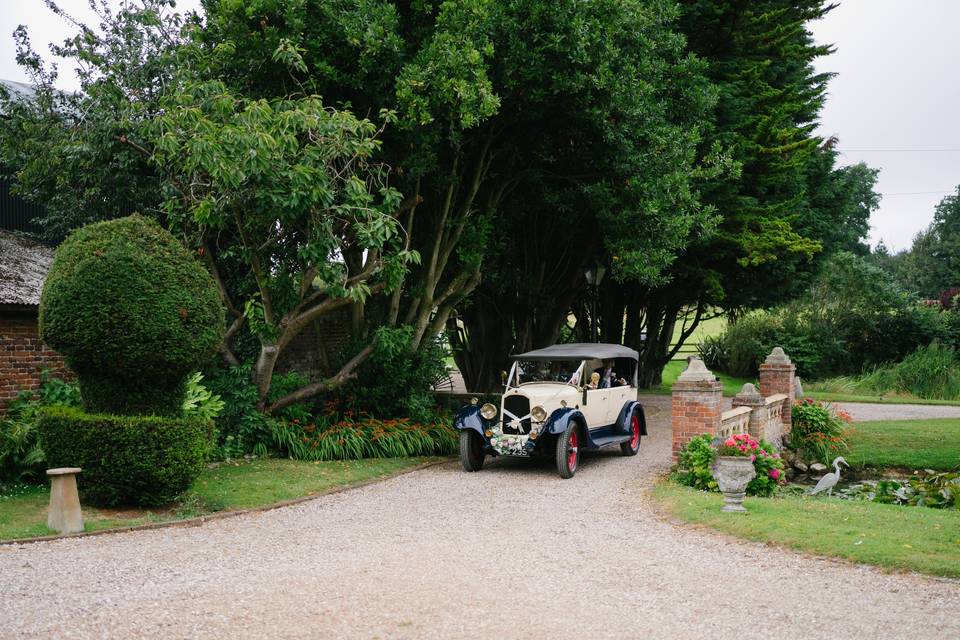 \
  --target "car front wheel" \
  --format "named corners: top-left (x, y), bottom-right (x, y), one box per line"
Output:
top-left (555, 423), bottom-right (580, 479)
top-left (620, 410), bottom-right (642, 456)
top-left (459, 430), bottom-right (485, 472)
